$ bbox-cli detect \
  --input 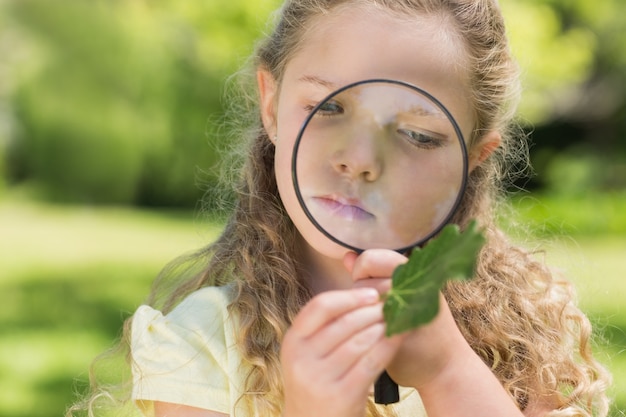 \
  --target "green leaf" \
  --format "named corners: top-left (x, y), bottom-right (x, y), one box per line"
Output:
top-left (383, 220), bottom-right (485, 336)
